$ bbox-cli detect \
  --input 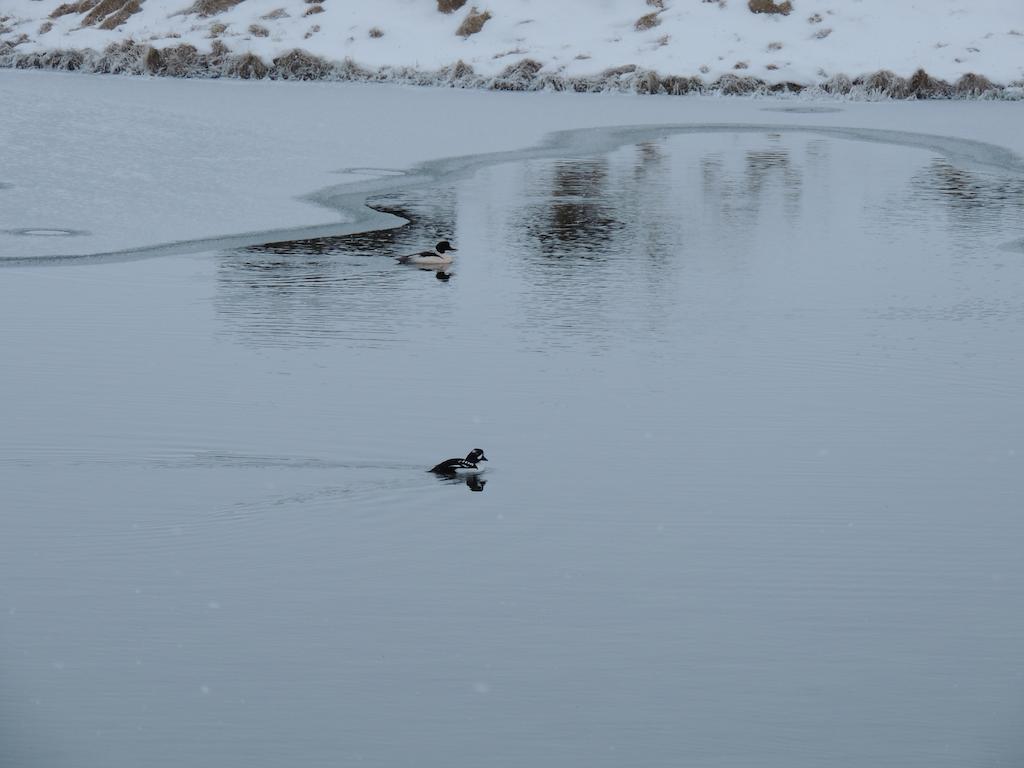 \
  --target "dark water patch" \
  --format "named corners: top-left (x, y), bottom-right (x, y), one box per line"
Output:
top-left (215, 198), bottom-right (459, 346)
top-left (524, 158), bottom-right (624, 260)
top-left (874, 159), bottom-right (1024, 242)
